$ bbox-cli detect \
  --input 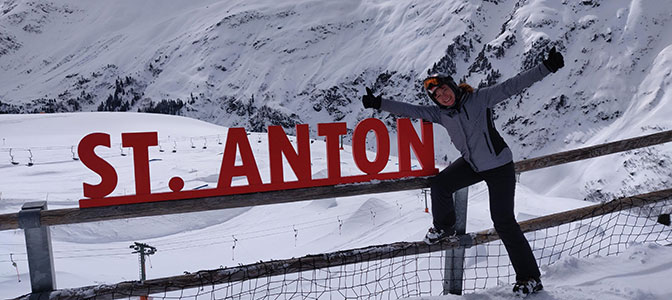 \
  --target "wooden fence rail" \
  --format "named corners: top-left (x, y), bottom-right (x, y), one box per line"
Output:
top-left (514, 129), bottom-right (672, 172)
top-left (1, 129), bottom-right (672, 231)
